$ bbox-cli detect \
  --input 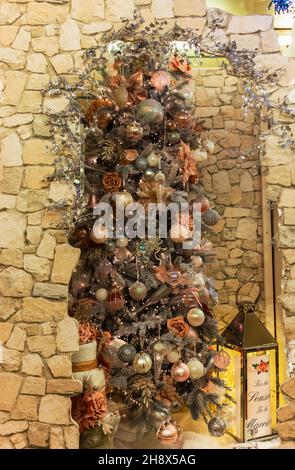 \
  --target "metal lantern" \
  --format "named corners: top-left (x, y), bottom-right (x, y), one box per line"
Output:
top-left (217, 279), bottom-right (279, 442)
